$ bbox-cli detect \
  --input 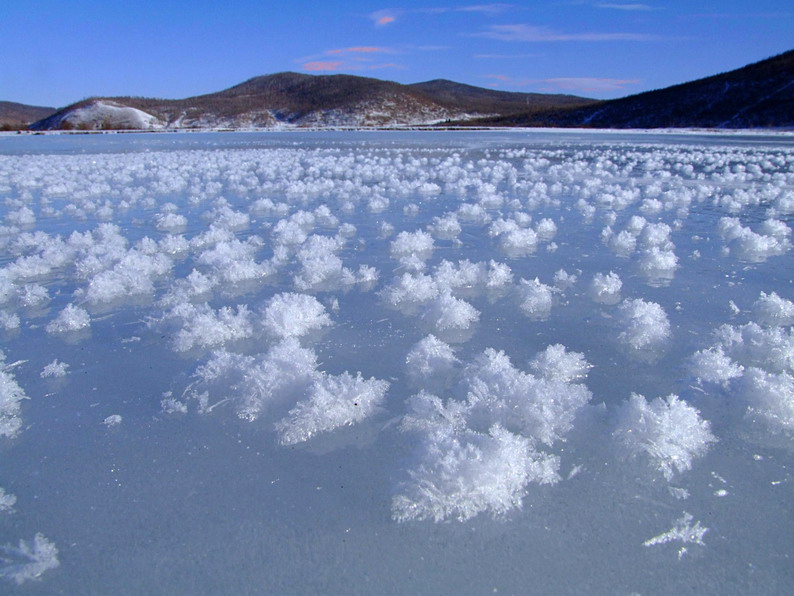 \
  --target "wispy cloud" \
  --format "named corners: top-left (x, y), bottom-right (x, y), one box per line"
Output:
top-left (538, 77), bottom-right (641, 92)
top-left (304, 61), bottom-right (345, 72)
top-left (371, 9), bottom-right (398, 26)
top-left (482, 73), bottom-right (640, 93)
top-left (300, 49), bottom-right (403, 73)
top-left (369, 4), bottom-right (514, 26)
top-left (475, 53), bottom-right (540, 59)
top-left (477, 23), bottom-right (660, 41)
top-left (686, 11), bottom-right (792, 19)
top-left (301, 60), bottom-right (404, 72)
top-left (596, 3), bottom-right (654, 10)
top-left (459, 4), bottom-right (515, 14)
top-left (326, 46), bottom-right (394, 55)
